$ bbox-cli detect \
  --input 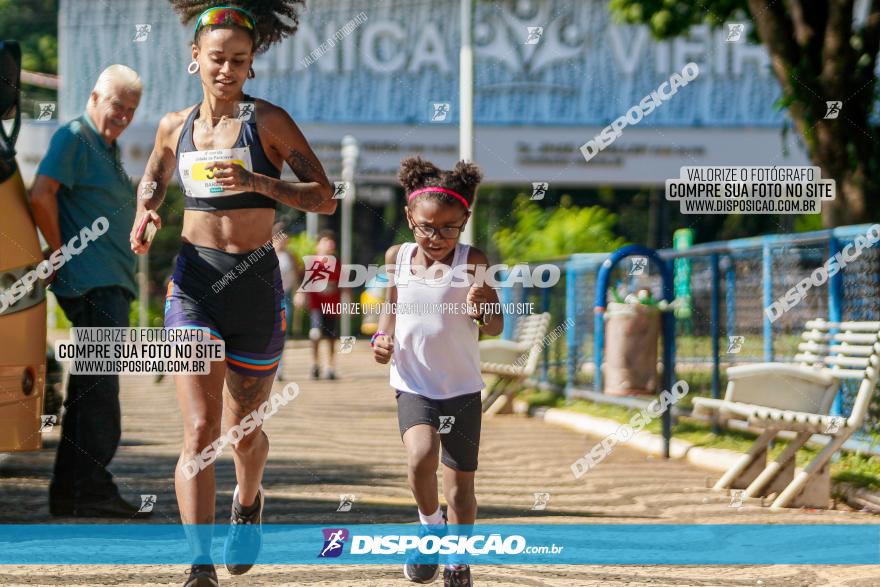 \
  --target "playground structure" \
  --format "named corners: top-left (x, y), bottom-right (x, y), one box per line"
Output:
top-left (497, 224), bottom-right (880, 450)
